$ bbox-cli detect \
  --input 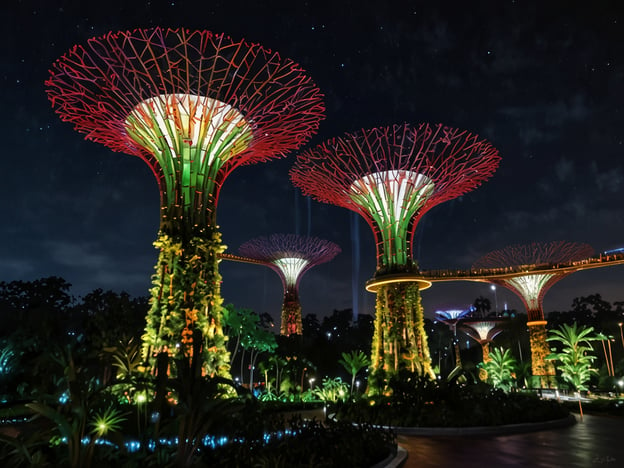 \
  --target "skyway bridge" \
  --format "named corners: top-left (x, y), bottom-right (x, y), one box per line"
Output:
top-left (365, 253), bottom-right (624, 292)
top-left (220, 251), bottom-right (624, 291)
top-left (420, 253), bottom-right (624, 283)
